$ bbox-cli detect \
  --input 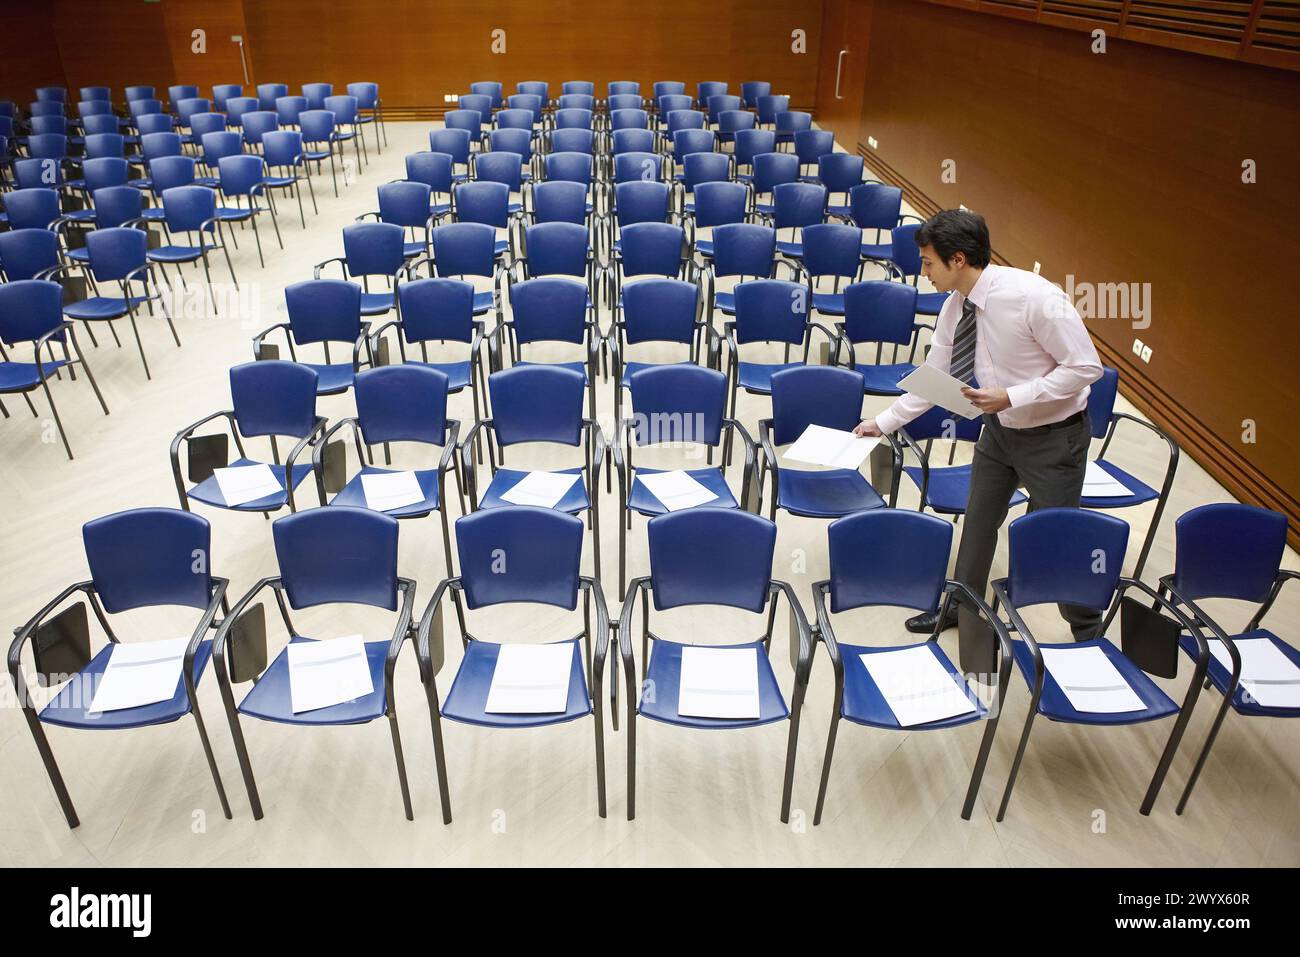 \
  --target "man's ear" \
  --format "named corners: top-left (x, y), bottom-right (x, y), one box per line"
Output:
top-left (950, 250), bottom-right (968, 269)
